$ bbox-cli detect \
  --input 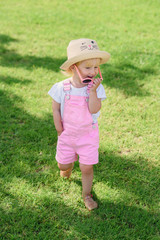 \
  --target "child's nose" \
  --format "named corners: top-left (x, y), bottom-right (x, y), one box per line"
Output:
top-left (93, 68), bottom-right (98, 75)
top-left (90, 68), bottom-right (96, 75)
